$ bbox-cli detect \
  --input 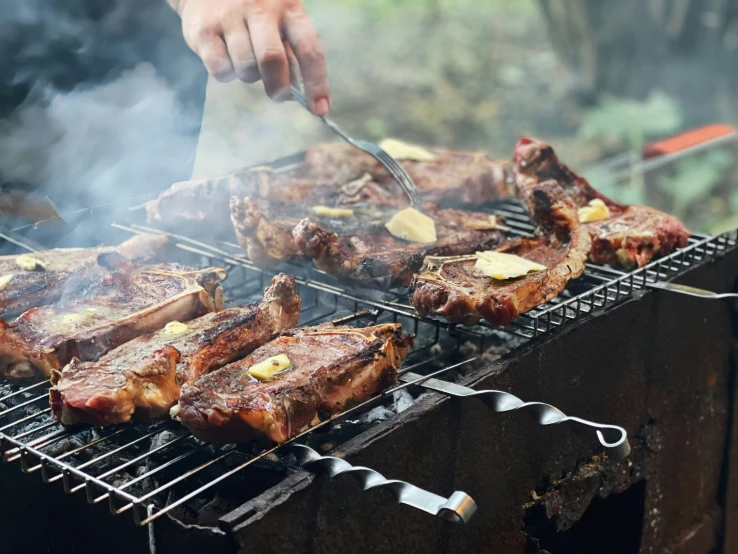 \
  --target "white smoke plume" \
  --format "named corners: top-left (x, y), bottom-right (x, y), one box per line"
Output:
top-left (0, 63), bottom-right (200, 211)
